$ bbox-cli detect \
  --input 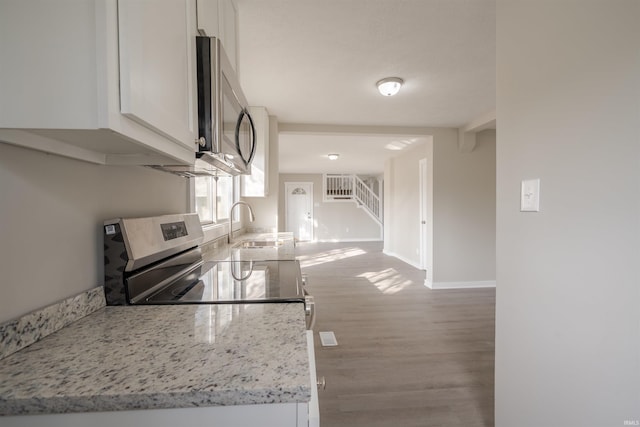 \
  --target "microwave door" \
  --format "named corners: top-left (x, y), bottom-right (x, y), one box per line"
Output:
top-left (196, 36), bottom-right (218, 153)
top-left (196, 36), bottom-right (255, 175)
top-left (221, 77), bottom-right (237, 154)
top-left (221, 77), bottom-right (244, 172)
top-left (235, 108), bottom-right (256, 167)
top-left (220, 74), bottom-right (255, 174)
